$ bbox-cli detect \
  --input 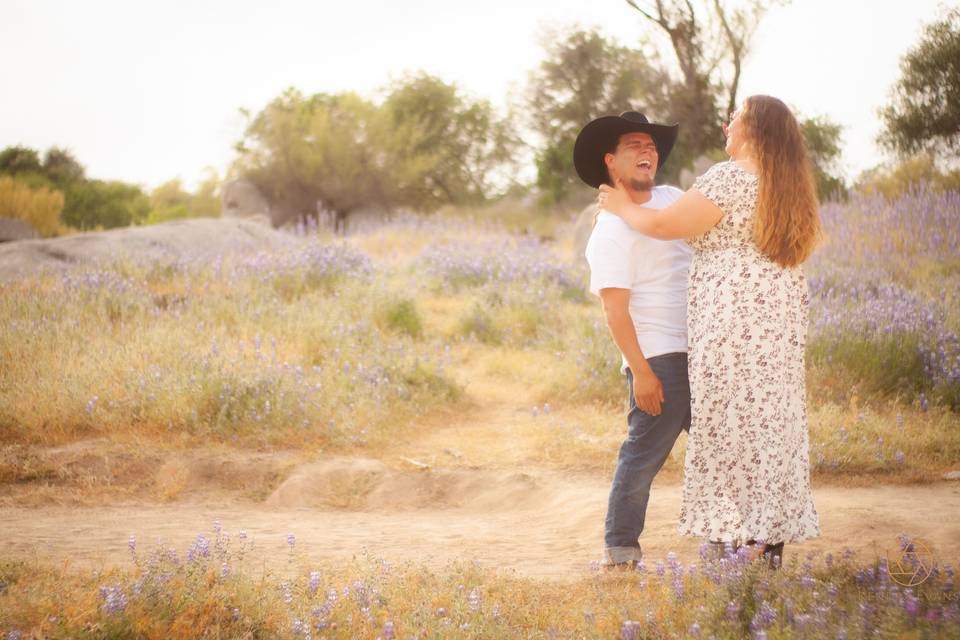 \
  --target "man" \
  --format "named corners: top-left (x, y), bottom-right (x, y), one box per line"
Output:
top-left (574, 111), bottom-right (692, 568)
